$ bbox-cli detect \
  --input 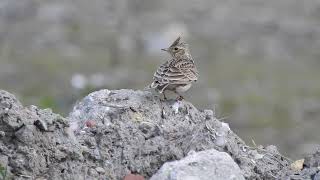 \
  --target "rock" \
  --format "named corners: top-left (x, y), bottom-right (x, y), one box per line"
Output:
top-left (0, 91), bottom-right (26, 133)
top-left (290, 159), bottom-right (304, 171)
top-left (34, 119), bottom-right (48, 131)
top-left (203, 109), bottom-right (214, 120)
top-left (279, 146), bottom-right (320, 179)
top-left (0, 90), bottom-right (87, 179)
top-left (150, 149), bottom-right (245, 180)
top-left (304, 147), bottom-right (320, 168)
top-left (95, 167), bottom-right (105, 174)
top-left (124, 174), bottom-right (145, 180)
top-left (314, 172), bottom-right (320, 180)
top-left (0, 89), bottom-right (296, 179)
top-left (68, 89), bottom-right (289, 179)
top-left (0, 131), bottom-right (5, 138)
